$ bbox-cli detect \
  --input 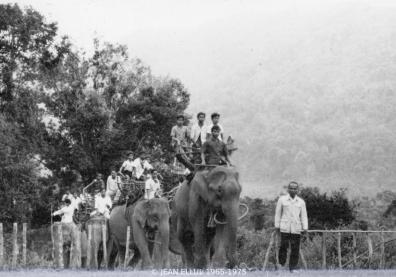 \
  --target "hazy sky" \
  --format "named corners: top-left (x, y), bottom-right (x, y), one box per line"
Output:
top-left (7, 0), bottom-right (396, 114)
